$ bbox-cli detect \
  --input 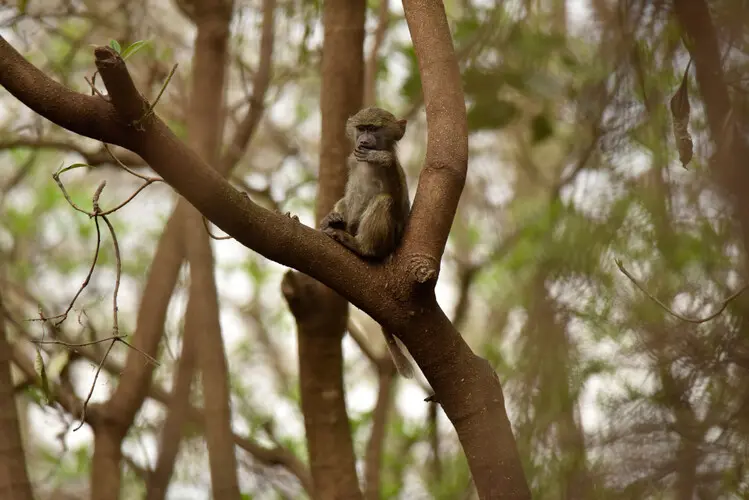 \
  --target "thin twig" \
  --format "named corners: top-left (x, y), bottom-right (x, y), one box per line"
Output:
top-left (615, 258), bottom-right (748, 323)
top-left (73, 337), bottom-right (116, 431)
top-left (134, 63), bottom-right (178, 128)
top-left (100, 214), bottom-right (121, 335)
top-left (34, 335), bottom-right (124, 348)
top-left (84, 75), bottom-right (107, 99)
top-left (38, 159), bottom-right (162, 432)
top-left (116, 337), bottom-right (160, 366)
top-left (103, 143), bottom-right (160, 181)
top-left (31, 216), bottom-right (102, 325)
top-left (202, 215), bottom-right (233, 240)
